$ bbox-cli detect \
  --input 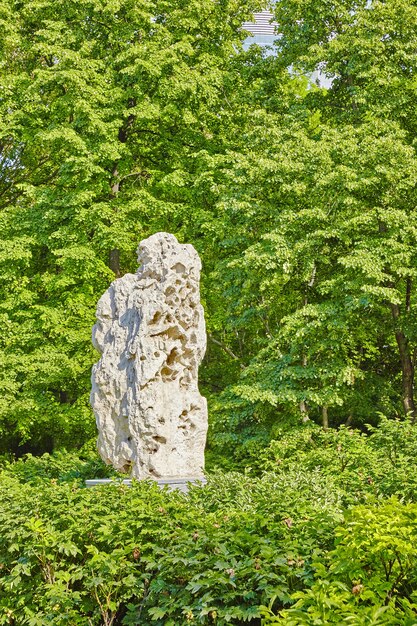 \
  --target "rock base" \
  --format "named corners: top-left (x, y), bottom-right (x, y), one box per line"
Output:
top-left (85, 477), bottom-right (206, 493)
